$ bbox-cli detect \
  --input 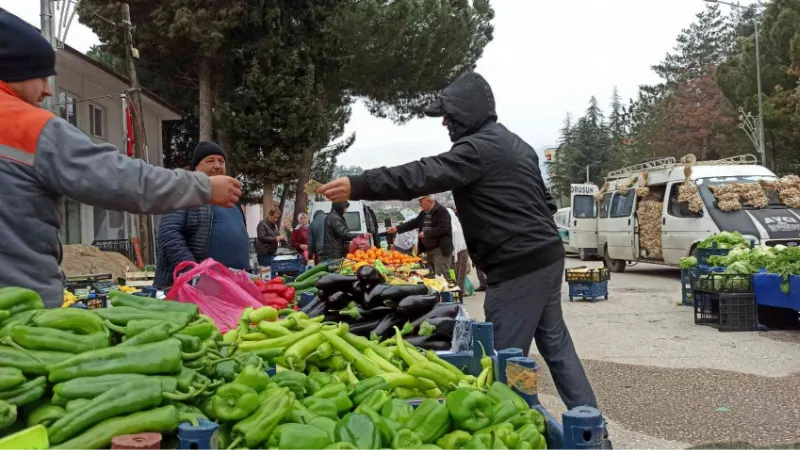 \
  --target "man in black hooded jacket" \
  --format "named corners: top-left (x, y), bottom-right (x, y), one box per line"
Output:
top-left (317, 72), bottom-right (596, 410)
